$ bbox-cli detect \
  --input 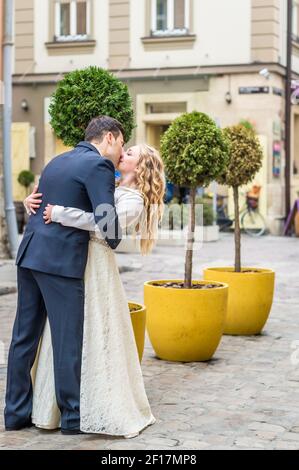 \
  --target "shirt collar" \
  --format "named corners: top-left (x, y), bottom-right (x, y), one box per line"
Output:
top-left (76, 141), bottom-right (102, 156)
